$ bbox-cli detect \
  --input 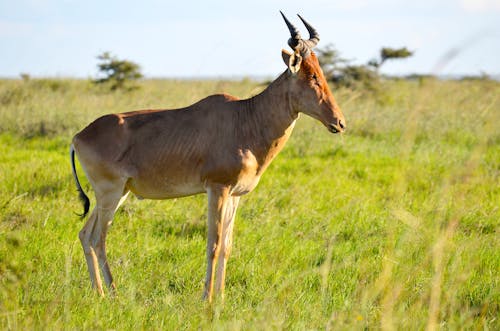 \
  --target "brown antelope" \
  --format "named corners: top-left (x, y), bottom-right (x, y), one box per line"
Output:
top-left (70, 12), bottom-right (345, 302)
